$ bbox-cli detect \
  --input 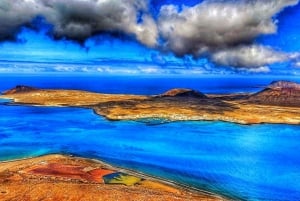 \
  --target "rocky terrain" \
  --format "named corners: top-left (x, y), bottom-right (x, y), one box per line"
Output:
top-left (0, 155), bottom-right (224, 201)
top-left (248, 81), bottom-right (300, 107)
top-left (1, 81), bottom-right (300, 124)
top-left (158, 88), bottom-right (208, 98)
top-left (3, 85), bottom-right (37, 95)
